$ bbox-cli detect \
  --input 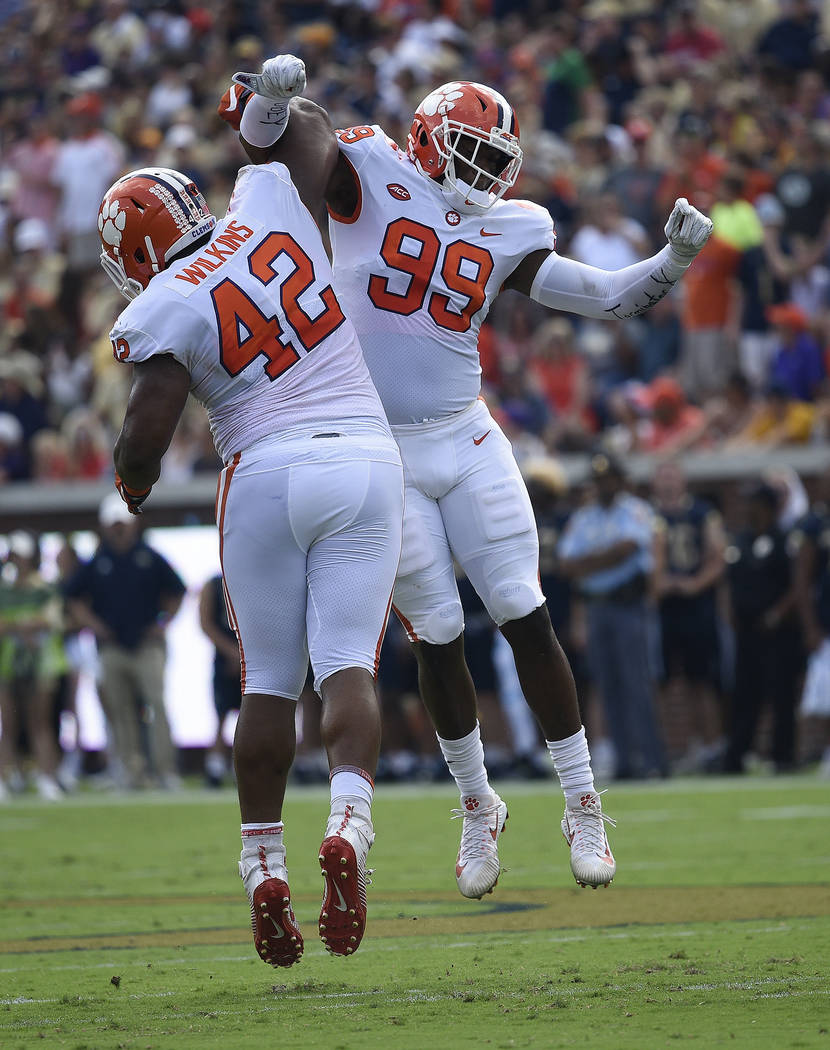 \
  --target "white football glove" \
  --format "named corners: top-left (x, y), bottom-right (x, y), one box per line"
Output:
top-left (232, 55), bottom-right (306, 101)
top-left (664, 197), bottom-right (713, 261)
